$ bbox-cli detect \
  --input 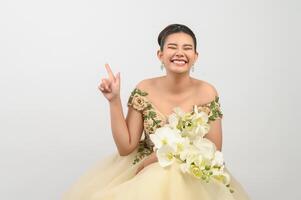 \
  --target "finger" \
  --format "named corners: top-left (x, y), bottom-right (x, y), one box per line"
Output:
top-left (98, 82), bottom-right (105, 91)
top-left (102, 78), bottom-right (111, 87)
top-left (136, 166), bottom-right (141, 174)
top-left (104, 63), bottom-right (116, 82)
top-left (99, 81), bottom-right (105, 88)
top-left (136, 163), bottom-right (145, 175)
top-left (136, 167), bottom-right (143, 175)
top-left (115, 72), bottom-right (120, 85)
top-left (102, 79), bottom-right (112, 92)
top-left (98, 84), bottom-right (104, 91)
top-left (100, 79), bottom-right (107, 91)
